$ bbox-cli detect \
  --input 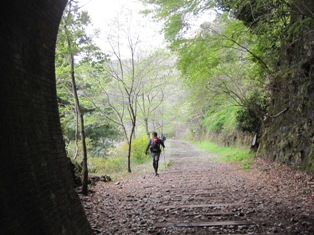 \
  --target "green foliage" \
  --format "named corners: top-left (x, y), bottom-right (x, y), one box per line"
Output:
top-left (164, 13), bottom-right (185, 41)
top-left (84, 120), bottom-right (121, 156)
top-left (236, 108), bottom-right (260, 133)
top-left (88, 157), bottom-right (107, 174)
top-left (131, 136), bottom-right (151, 164)
top-left (87, 155), bottom-right (127, 176)
top-left (66, 138), bottom-right (94, 160)
top-left (141, 0), bottom-right (216, 43)
top-left (235, 92), bottom-right (267, 133)
top-left (104, 156), bottom-right (127, 174)
top-left (135, 0), bottom-right (314, 174)
top-left (141, 0), bottom-right (308, 146)
top-left (56, 3), bottom-right (120, 161)
top-left (87, 137), bottom-right (151, 176)
top-left (202, 104), bottom-right (238, 133)
top-left (173, 14), bottom-right (268, 139)
top-left (195, 141), bottom-right (254, 170)
top-left (223, 0), bottom-right (314, 74)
